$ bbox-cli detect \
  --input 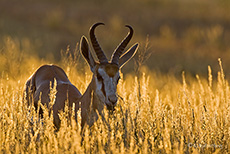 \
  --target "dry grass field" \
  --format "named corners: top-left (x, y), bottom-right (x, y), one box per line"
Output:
top-left (0, 37), bottom-right (229, 153)
top-left (1, 0), bottom-right (230, 153)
